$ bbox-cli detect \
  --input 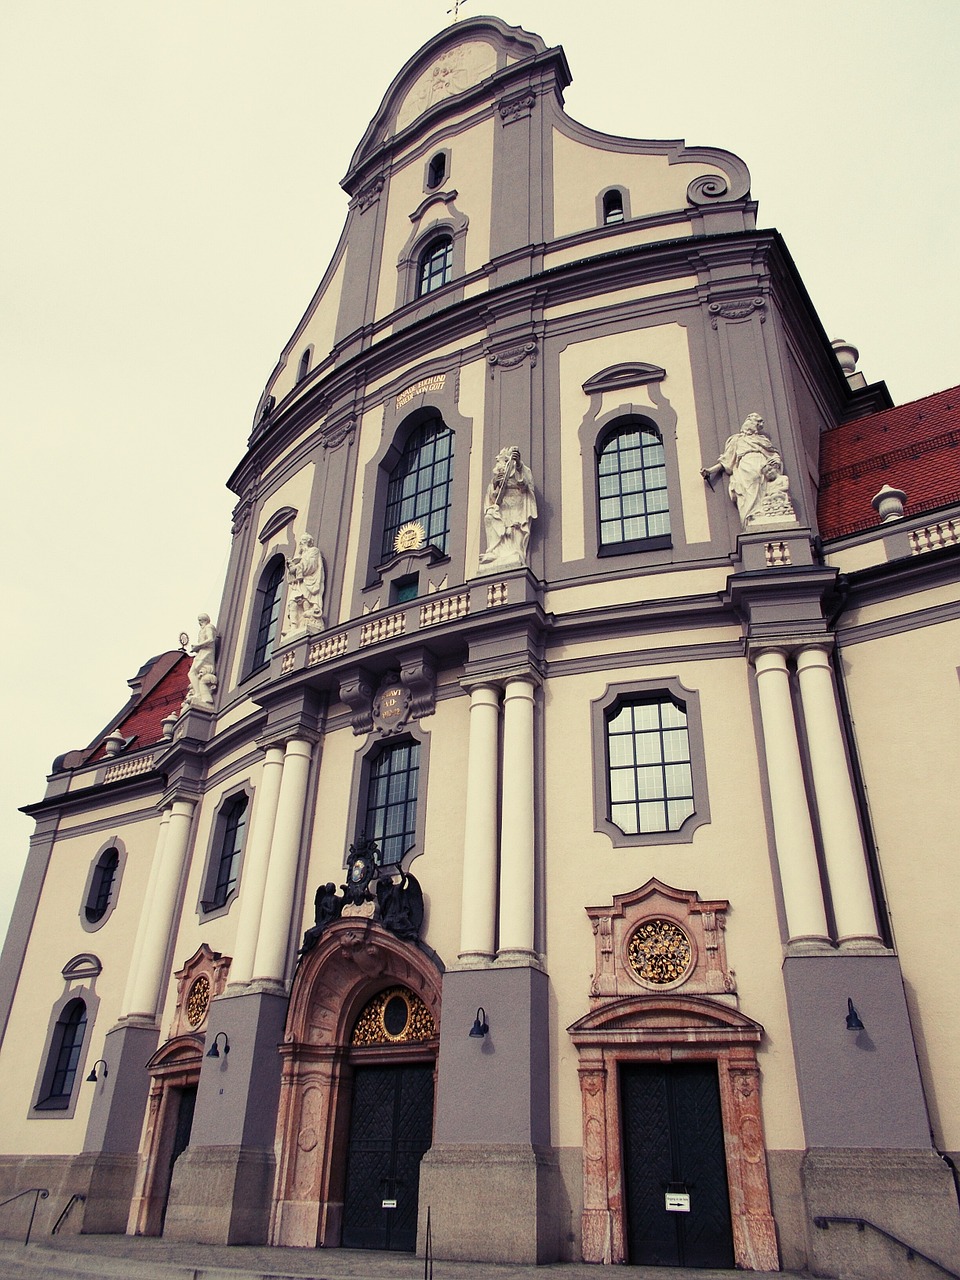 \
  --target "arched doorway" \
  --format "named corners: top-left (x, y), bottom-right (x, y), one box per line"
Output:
top-left (271, 919), bottom-right (442, 1249)
top-left (128, 1035), bottom-right (202, 1236)
top-left (568, 880), bottom-right (780, 1272)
